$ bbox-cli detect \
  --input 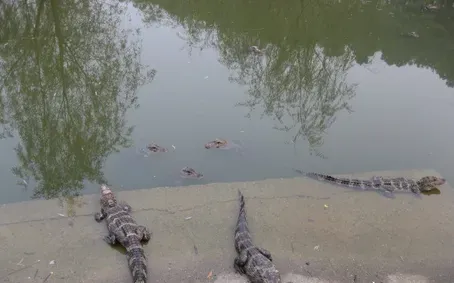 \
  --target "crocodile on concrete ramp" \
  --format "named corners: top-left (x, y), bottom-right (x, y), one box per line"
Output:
top-left (0, 169), bottom-right (453, 282)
